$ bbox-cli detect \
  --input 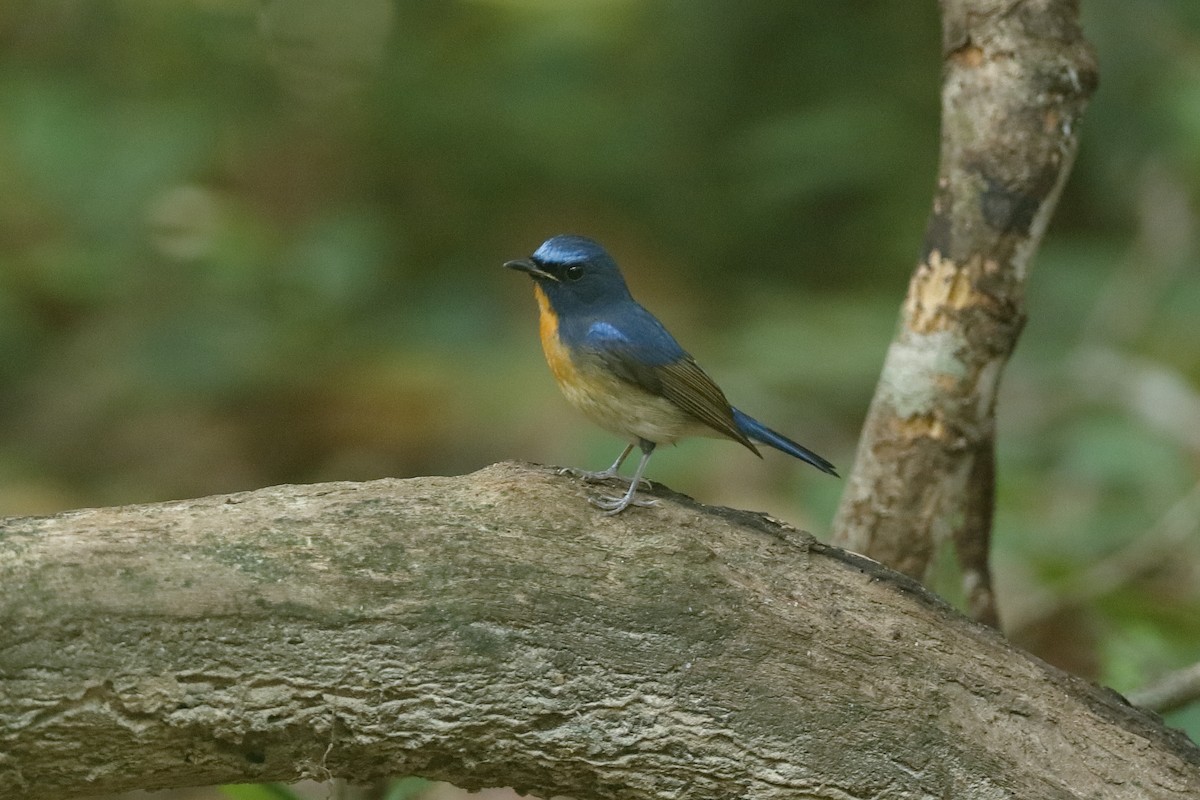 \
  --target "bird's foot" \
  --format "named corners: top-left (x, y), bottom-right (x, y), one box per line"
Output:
top-left (559, 466), bottom-right (650, 489)
top-left (589, 492), bottom-right (659, 516)
top-left (558, 465), bottom-right (616, 482)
